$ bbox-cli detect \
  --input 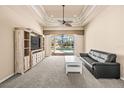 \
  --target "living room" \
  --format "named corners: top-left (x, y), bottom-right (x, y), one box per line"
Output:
top-left (0, 0), bottom-right (124, 91)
